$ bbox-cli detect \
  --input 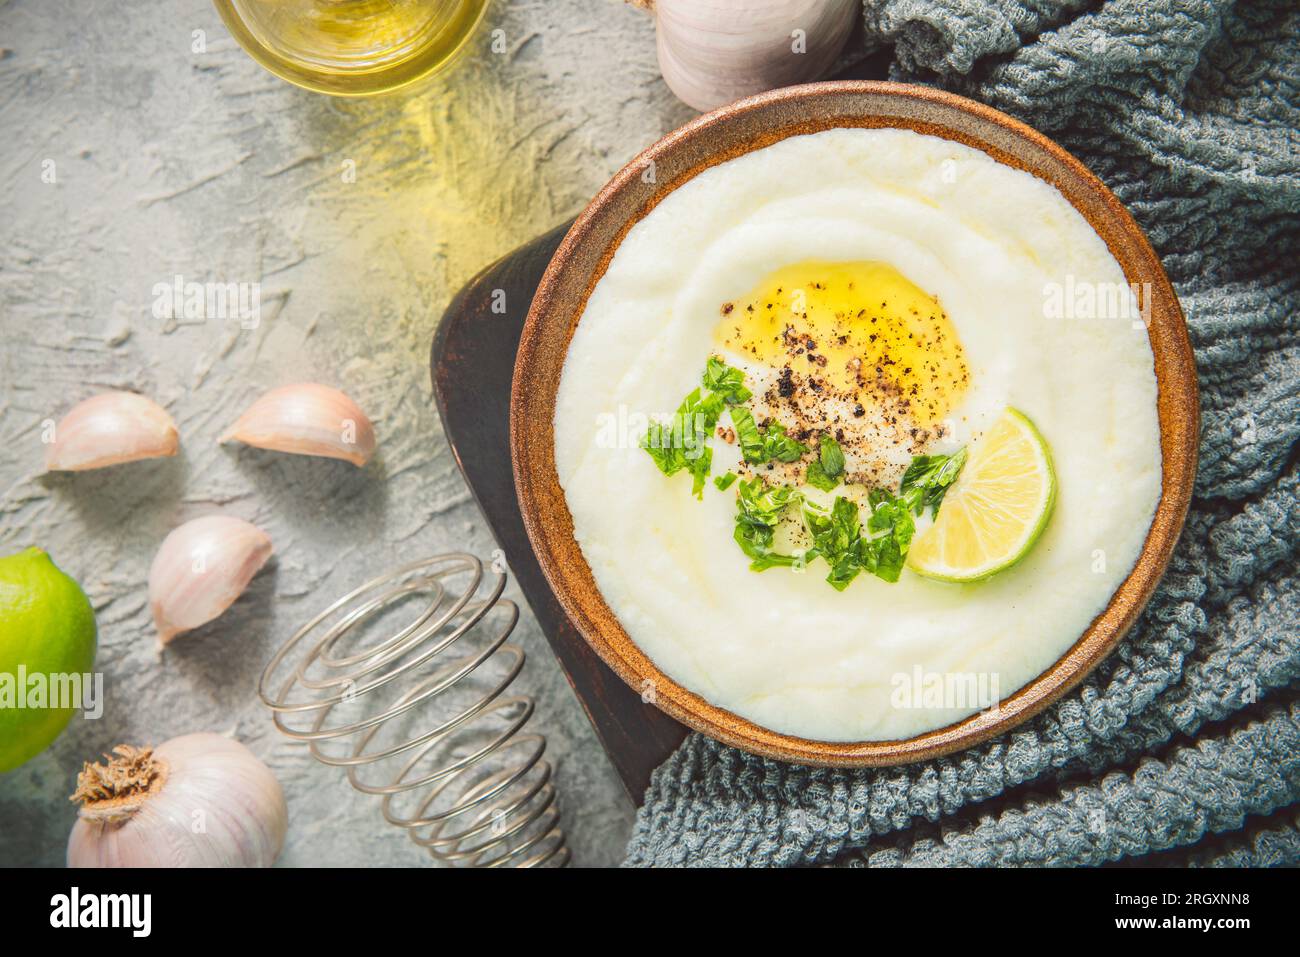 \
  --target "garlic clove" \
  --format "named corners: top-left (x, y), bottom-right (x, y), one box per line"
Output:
top-left (220, 383), bottom-right (376, 467)
top-left (643, 0), bottom-right (859, 112)
top-left (45, 391), bottom-right (180, 471)
top-left (149, 516), bottom-right (273, 644)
